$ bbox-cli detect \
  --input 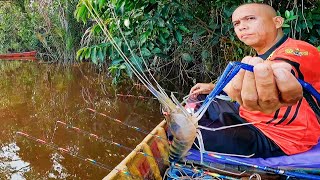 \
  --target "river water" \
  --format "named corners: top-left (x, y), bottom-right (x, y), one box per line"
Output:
top-left (0, 62), bottom-right (163, 179)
